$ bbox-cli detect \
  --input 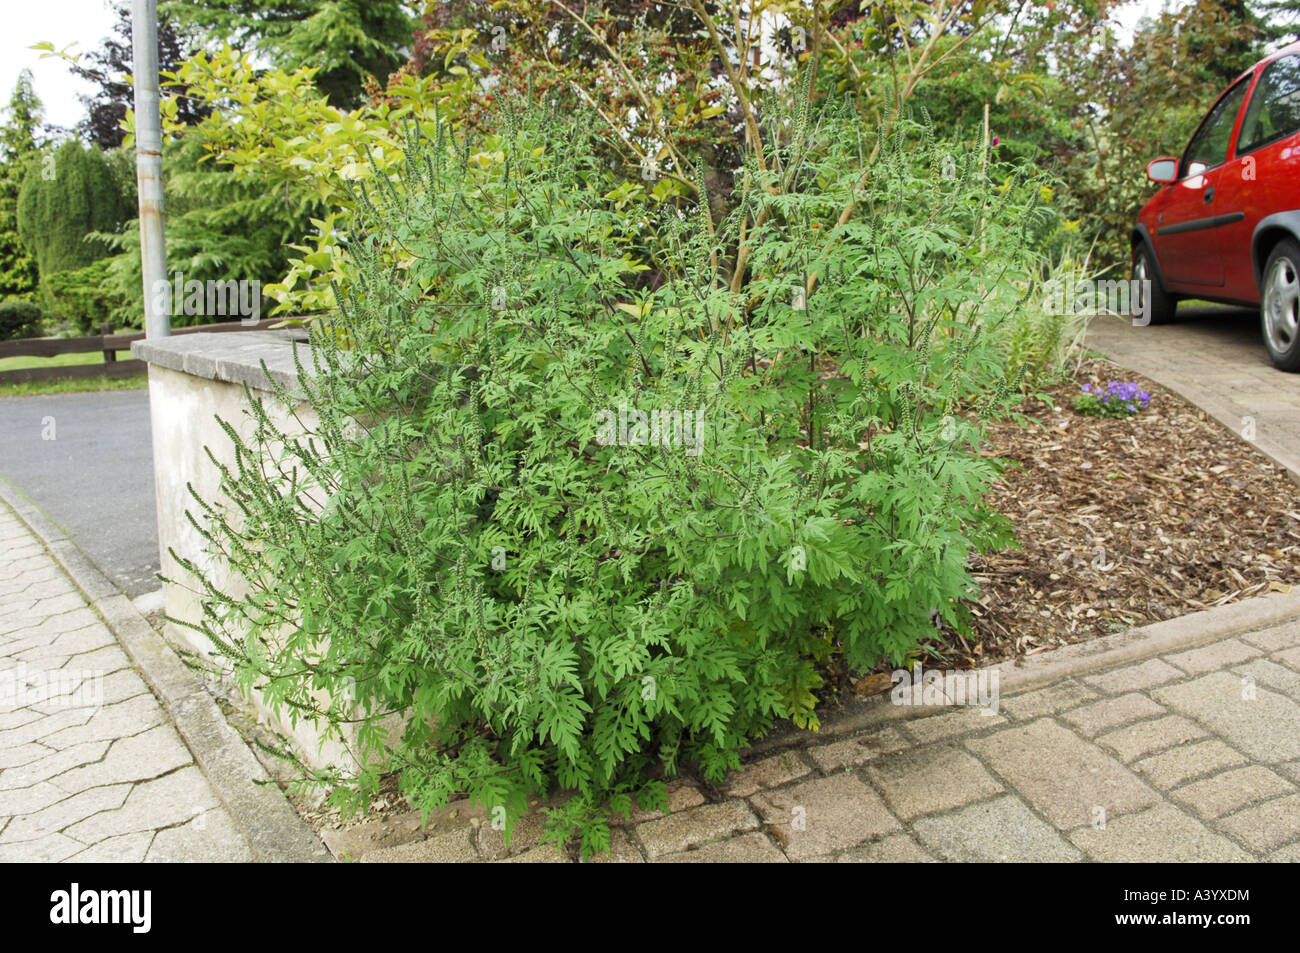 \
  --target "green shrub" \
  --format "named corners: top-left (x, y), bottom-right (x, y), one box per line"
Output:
top-left (177, 93), bottom-right (1051, 855)
top-left (0, 296), bottom-right (41, 340)
top-left (16, 139), bottom-right (130, 317)
top-left (93, 135), bottom-right (319, 330)
top-left (41, 258), bottom-right (124, 334)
